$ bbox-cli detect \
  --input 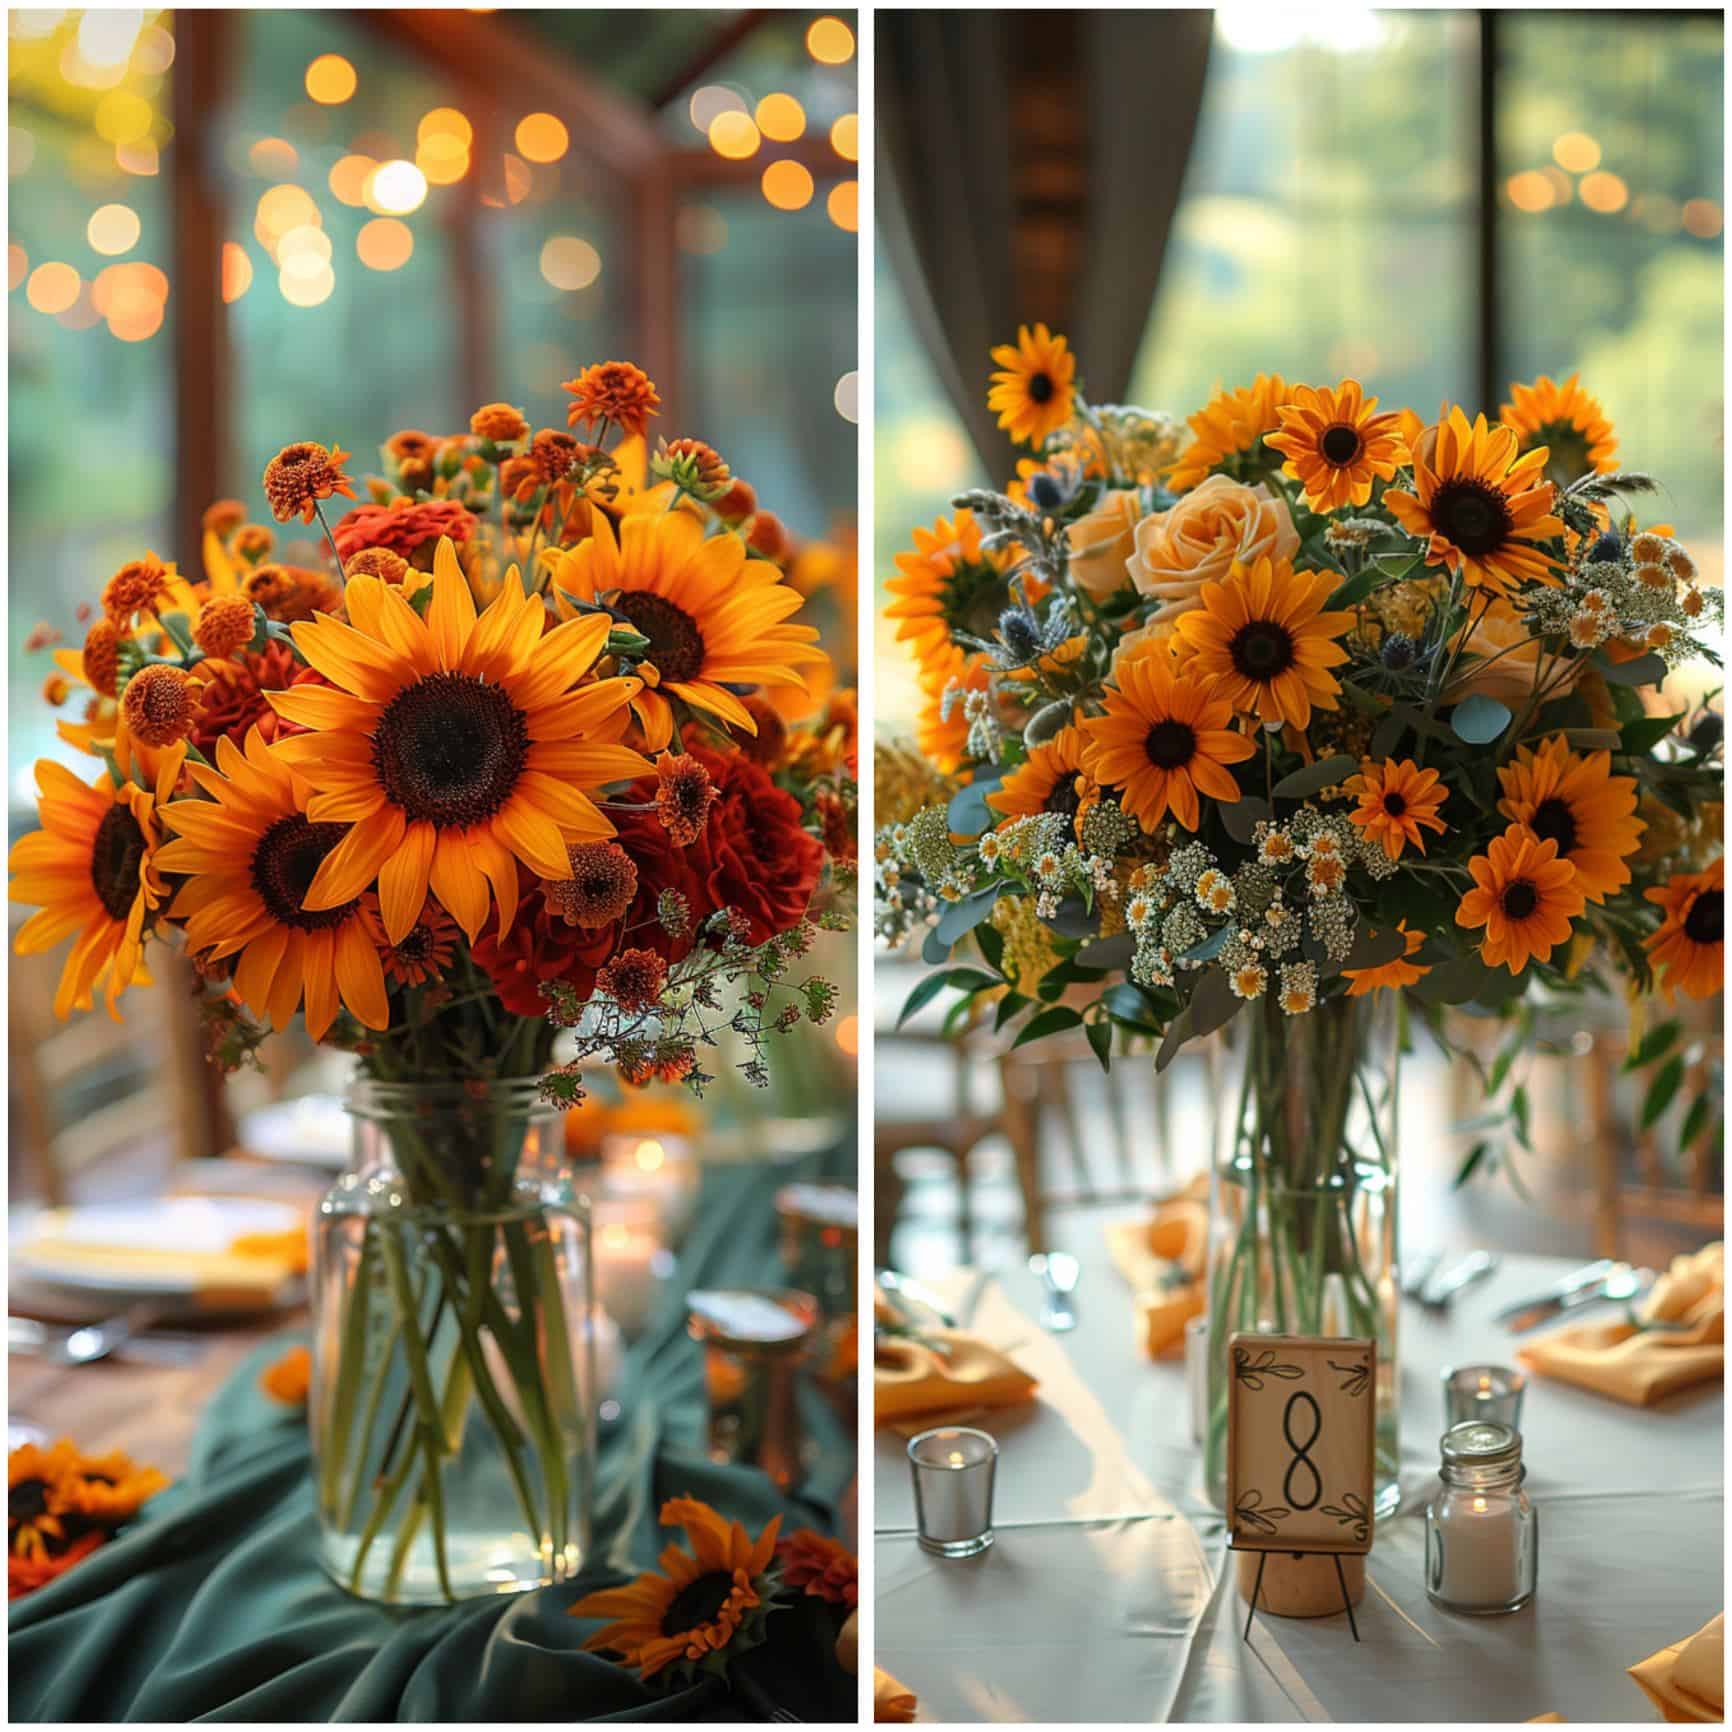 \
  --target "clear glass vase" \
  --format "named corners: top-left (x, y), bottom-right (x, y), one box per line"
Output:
top-left (310, 1078), bottom-right (598, 1605)
top-left (1202, 992), bottom-right (1402, 1517)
